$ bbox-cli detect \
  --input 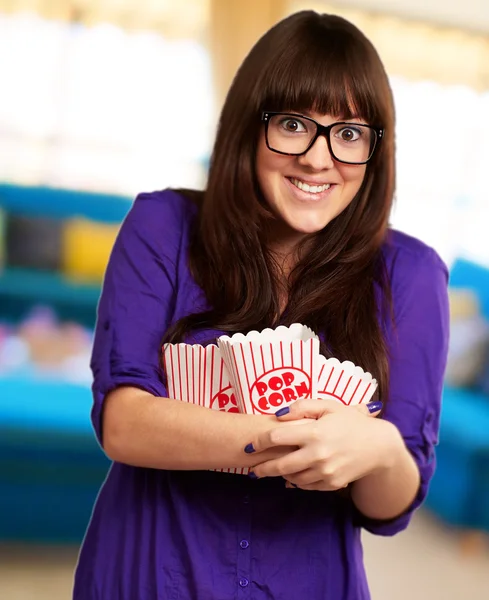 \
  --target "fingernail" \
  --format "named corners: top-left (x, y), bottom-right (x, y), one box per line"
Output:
top-left (367, 401), bottom-right (383, 414)
top-left (275, 406), bottom-right (290, 417)
top-left (244, 443), bottom-right (255, 454)
top-left (248, 471), bottom-right (258, 479)
top-left (291, 483), bottom-right (298, 488)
